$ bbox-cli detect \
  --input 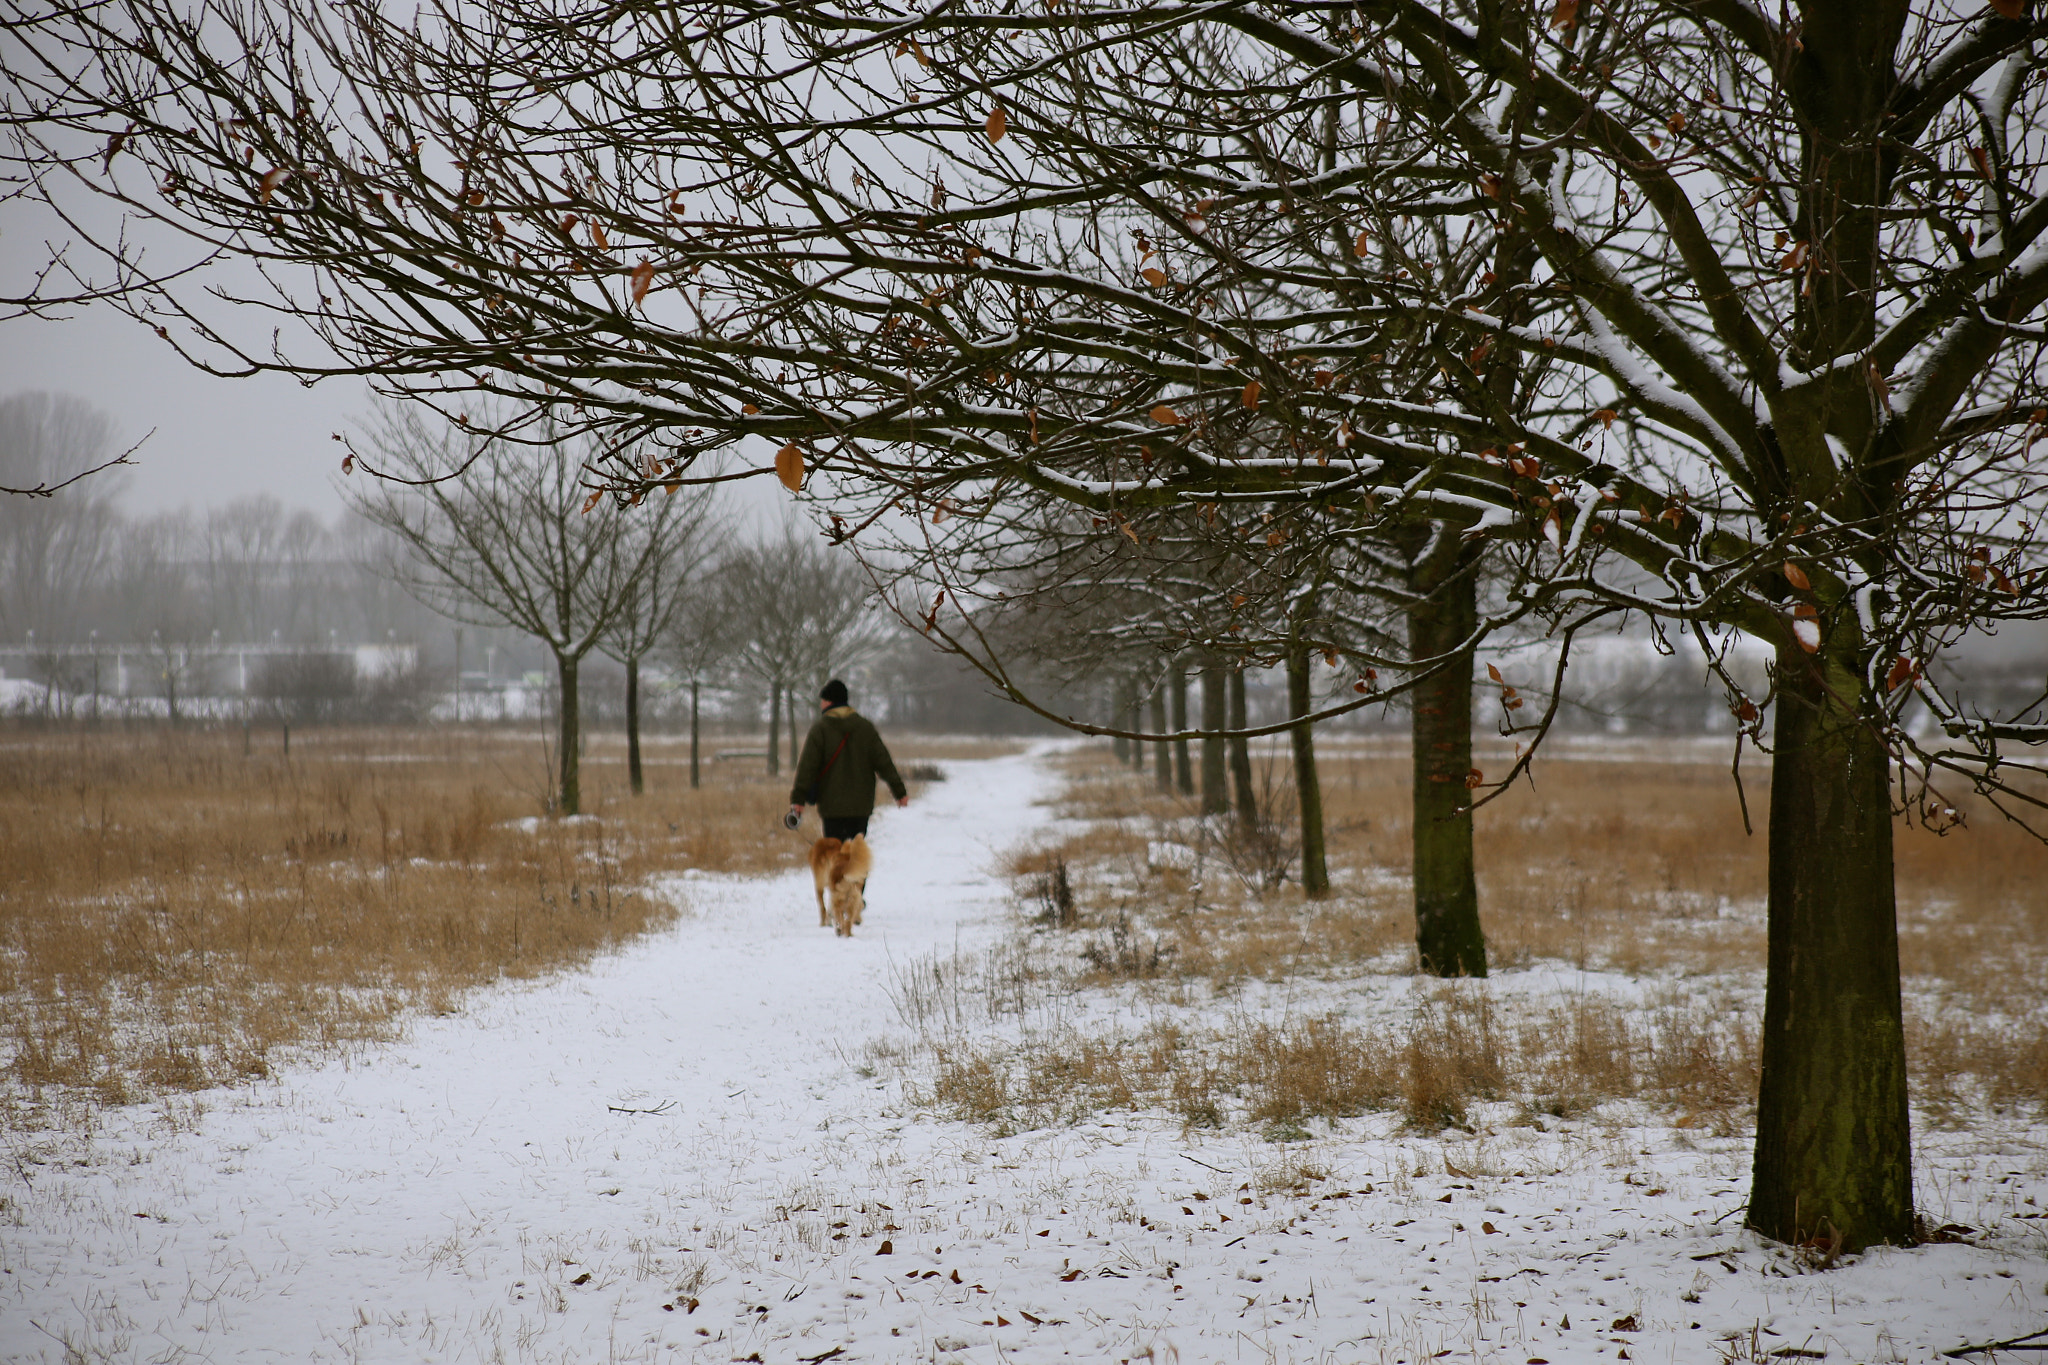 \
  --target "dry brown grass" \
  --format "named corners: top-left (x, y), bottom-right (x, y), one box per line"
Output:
top-left (1033, 737), bottom-right (2048, 992)
top-left (912, 983), bottom-right (1759, 1139)
top-left (948, 738), bottom-right (2047, 1135)
top-left (0, 722), bottom-right (1000, 1128)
